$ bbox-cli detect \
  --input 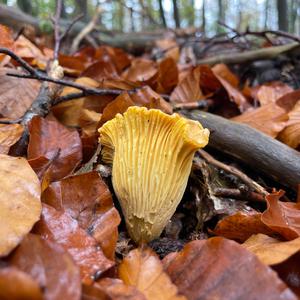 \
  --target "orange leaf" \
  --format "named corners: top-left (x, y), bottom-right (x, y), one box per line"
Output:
top-left (0, 124), bottom-right (23, 154)
top-left (42, 171), bottom-right (121, 260)
top-left (119, 247), bottom-right (186, 300)
top-left (28, 116), bottom-right (82, 182)
top-left (34, 204), bottom-right (114, 283)
top-left (10, 234), bottom-right (81, 300)
top-left (163, 237), bottom-right (296, 300)
top-left (124, 58), bottom-right (157, 83)
top-left (212, 64), bottom-right (239, 87)
top-left (0, 267), bottom-right (43, 300)
top-left (213, 211), bottom-right (274, 242)
top-left (82, 278), bottom-right (146, 300)
top-left (262, 190), bottom-right (300, 240)
top-left (0, 155), bottom-right (41, 257)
